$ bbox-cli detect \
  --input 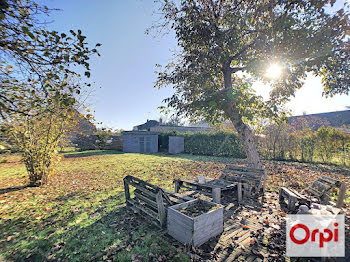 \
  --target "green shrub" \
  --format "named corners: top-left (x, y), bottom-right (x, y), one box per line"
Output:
top-left (159, 131), bottom-right (245, 157)
top-left (158, 131), bottom-right (179, 152)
